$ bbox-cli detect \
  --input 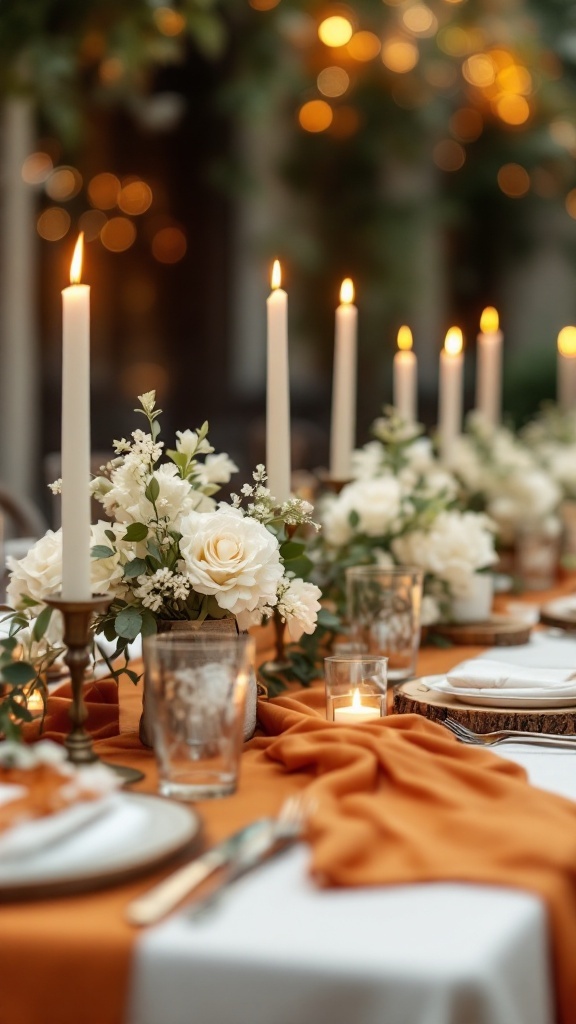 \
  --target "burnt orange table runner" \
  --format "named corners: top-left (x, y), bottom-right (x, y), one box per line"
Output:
top-left (3, 614), bottom-right (576, 1024)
